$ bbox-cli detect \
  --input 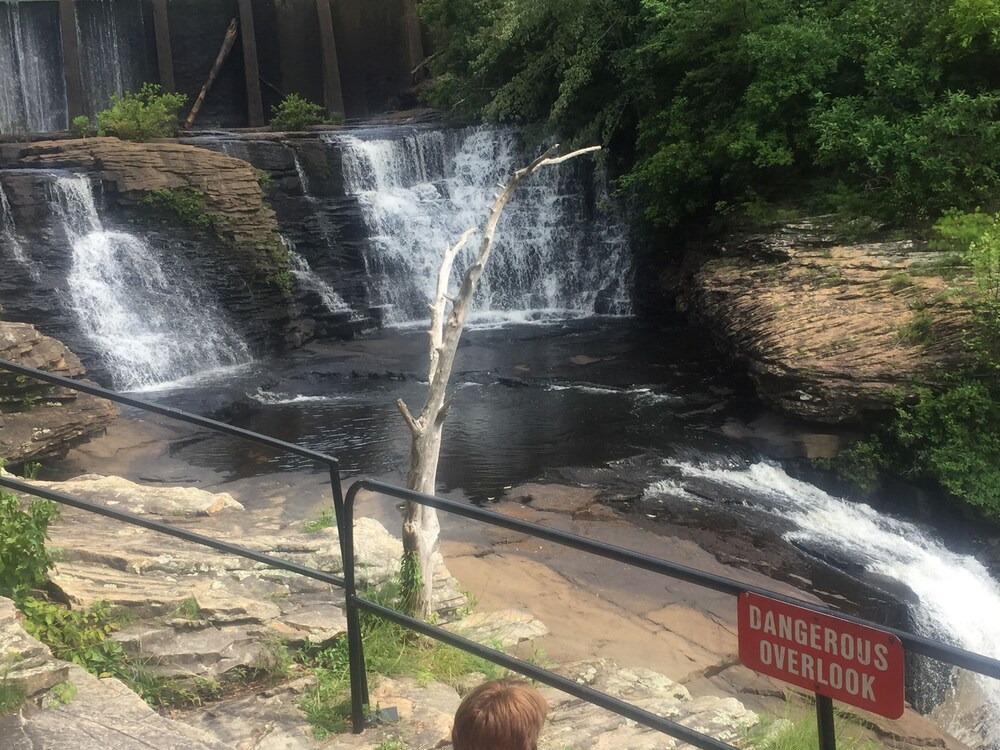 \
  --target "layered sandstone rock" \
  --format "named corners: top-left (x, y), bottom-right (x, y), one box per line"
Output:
top-left (7, 137), bottom-right (281, 253)
top-left (679, 222), bottom-right (969, 423)
top-left (0, 321), bottom-right (117, 463)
